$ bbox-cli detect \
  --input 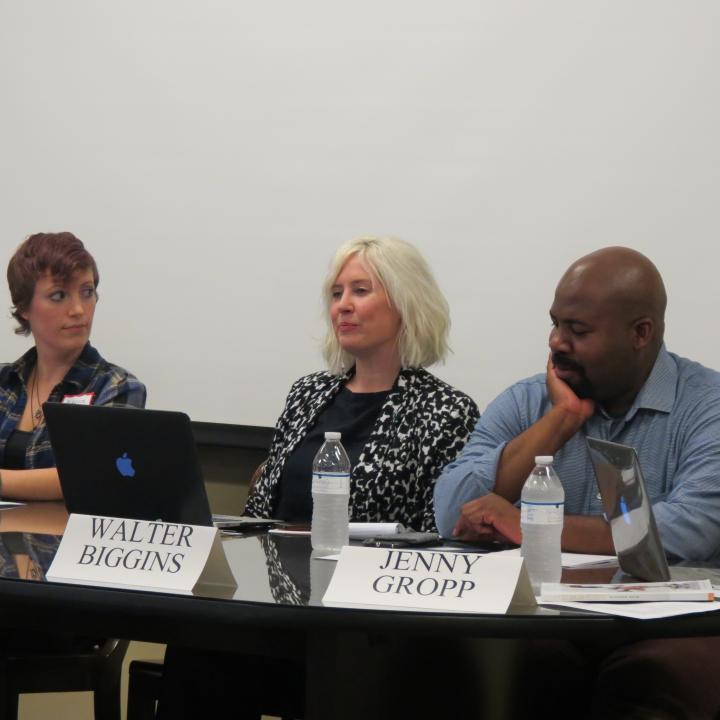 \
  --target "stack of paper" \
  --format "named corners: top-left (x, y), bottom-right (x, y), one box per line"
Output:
top-left (539, 579), bottom-right (715, 603)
